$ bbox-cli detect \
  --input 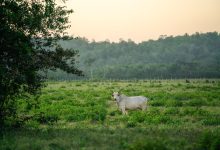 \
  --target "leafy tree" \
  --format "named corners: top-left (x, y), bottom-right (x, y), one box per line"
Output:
top-left (84, 57), bottom-right (96, 79)
top-left (0, 0), bottom-right (83, 124)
